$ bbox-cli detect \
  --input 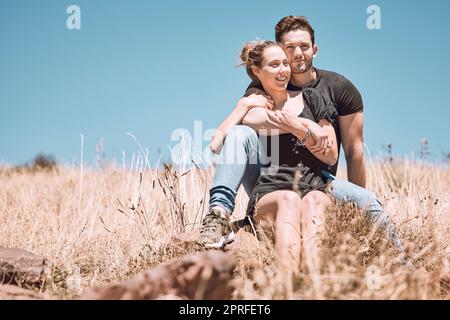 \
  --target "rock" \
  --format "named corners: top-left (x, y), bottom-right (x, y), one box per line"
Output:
top-left (0, 284), bottom-right (42, 300)
top-left (81, 251), bottom-right (236, 300)
top-left (0, 247), bottom-right (47, 288)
